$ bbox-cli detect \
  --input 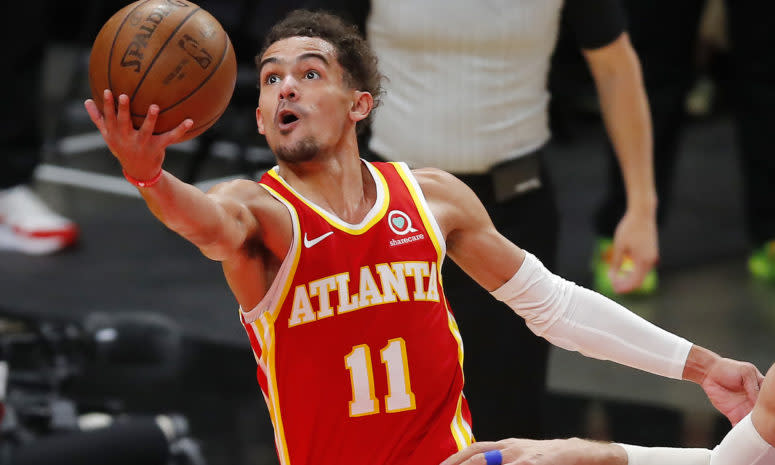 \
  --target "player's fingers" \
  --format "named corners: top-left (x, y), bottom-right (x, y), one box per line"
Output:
top-left (440, 442), bottom-right (499, 465)
top-left (139, 104), bottom-right (160, 141)
top-left (458, 452), bottom-right (489, 465)
top-left (116, 93), bottom-right (132, 131)
top-left (159, 119), bottom-right (194, 147)
top-left (101, 89), bottom-right (117, 128)
top-left (744, 366), bottom-right (764, 402)
top-left (84, 99), bottom-right (107, 135)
